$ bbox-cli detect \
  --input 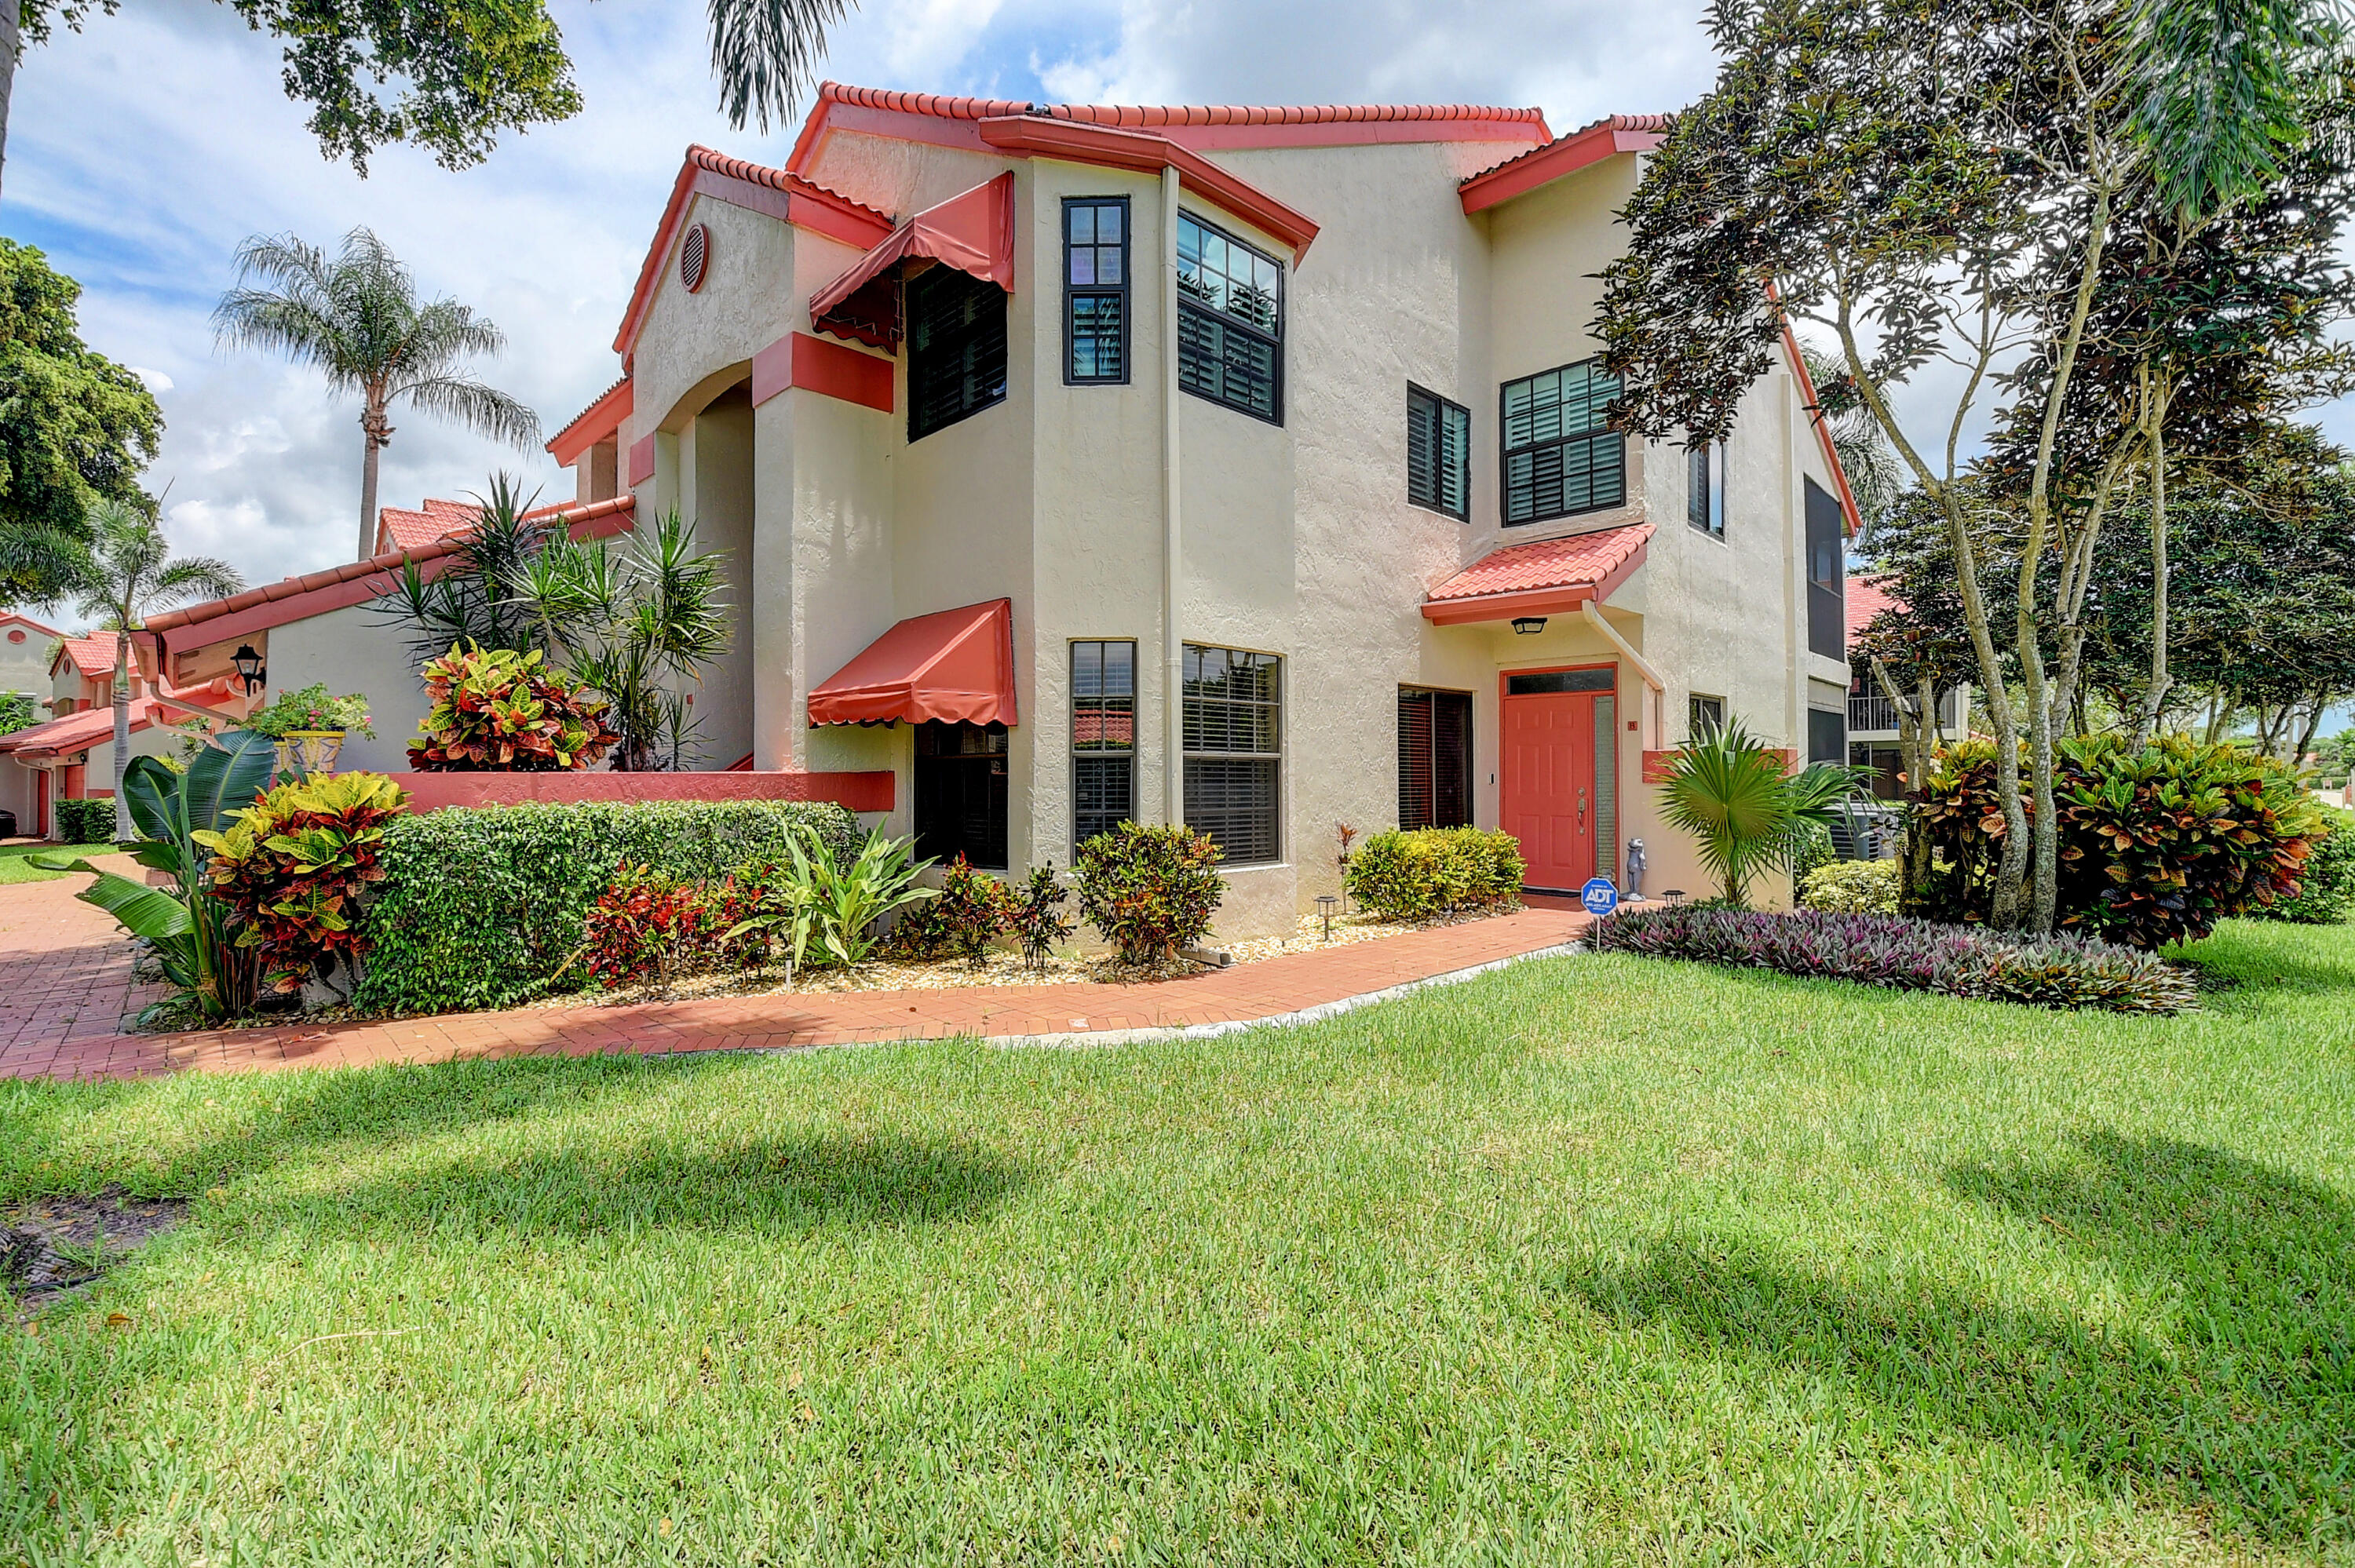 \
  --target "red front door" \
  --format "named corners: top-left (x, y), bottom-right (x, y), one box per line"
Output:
top-left (1501, 668), bottom-right (1617, 893)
